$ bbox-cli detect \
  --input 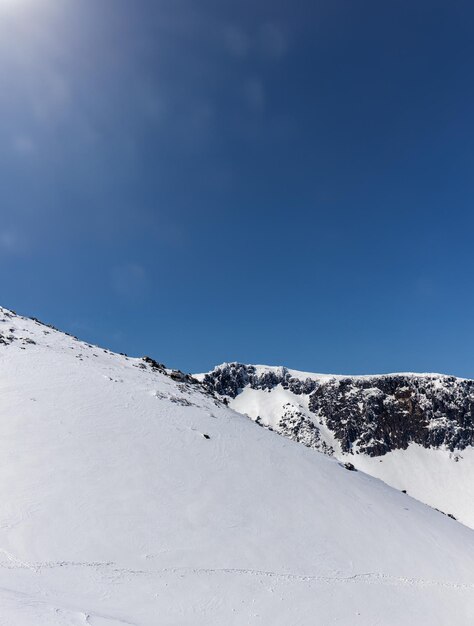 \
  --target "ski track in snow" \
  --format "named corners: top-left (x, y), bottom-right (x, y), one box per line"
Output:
top-left (0, 558), bottom-right (471, 590)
